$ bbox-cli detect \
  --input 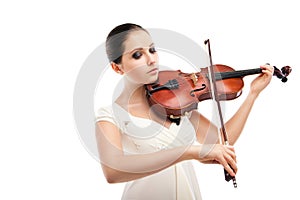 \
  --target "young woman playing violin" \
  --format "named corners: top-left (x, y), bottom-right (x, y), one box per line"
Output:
top-left (95, 23), bottom-right (274, 199)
